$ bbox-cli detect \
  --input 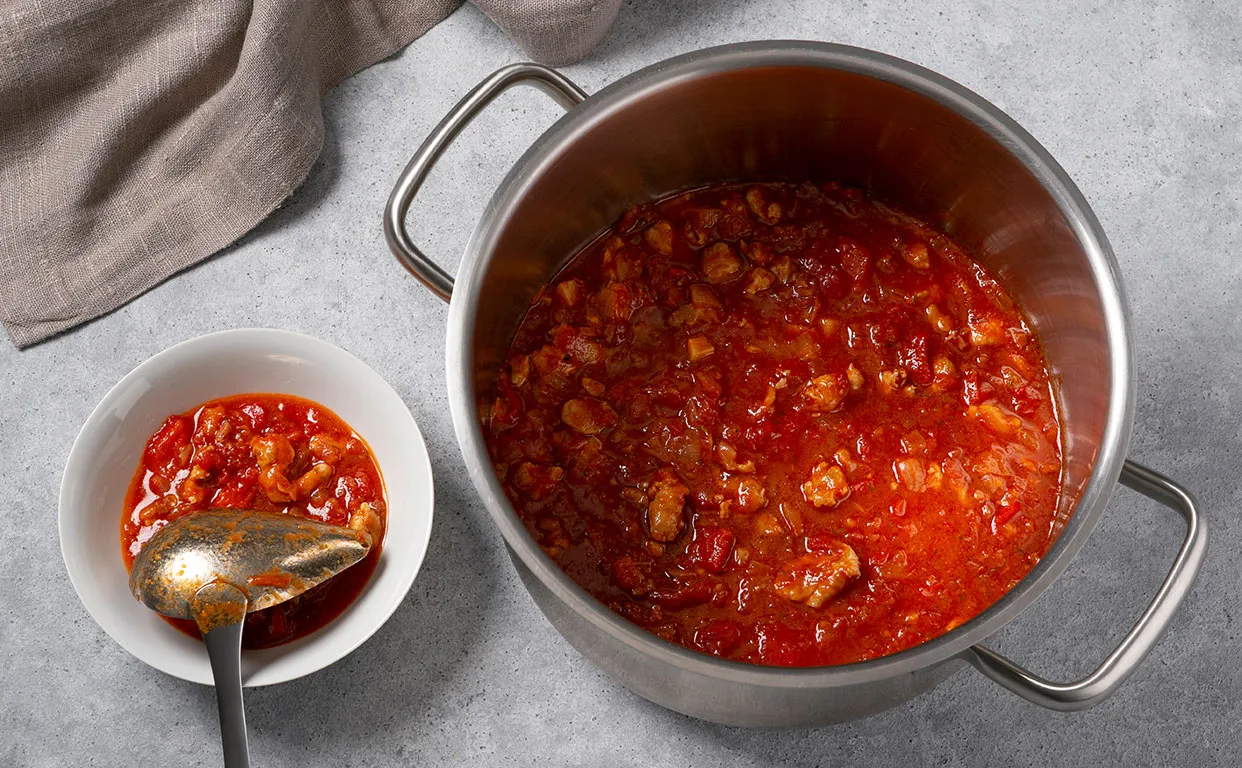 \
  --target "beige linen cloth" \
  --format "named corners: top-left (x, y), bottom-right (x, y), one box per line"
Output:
top-left (0, 0), bottom-right (620, 347)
